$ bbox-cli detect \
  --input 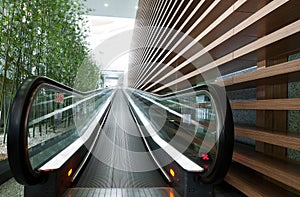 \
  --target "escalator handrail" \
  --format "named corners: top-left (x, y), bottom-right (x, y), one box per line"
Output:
top-left (127, 91), bottom-right (205, 172)
top-left (128, 84), bottom-right (234, 184)
top-left (7, 76), bottom-right (105, 185)
top-left (137, 82), bottom-right (214, 100)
